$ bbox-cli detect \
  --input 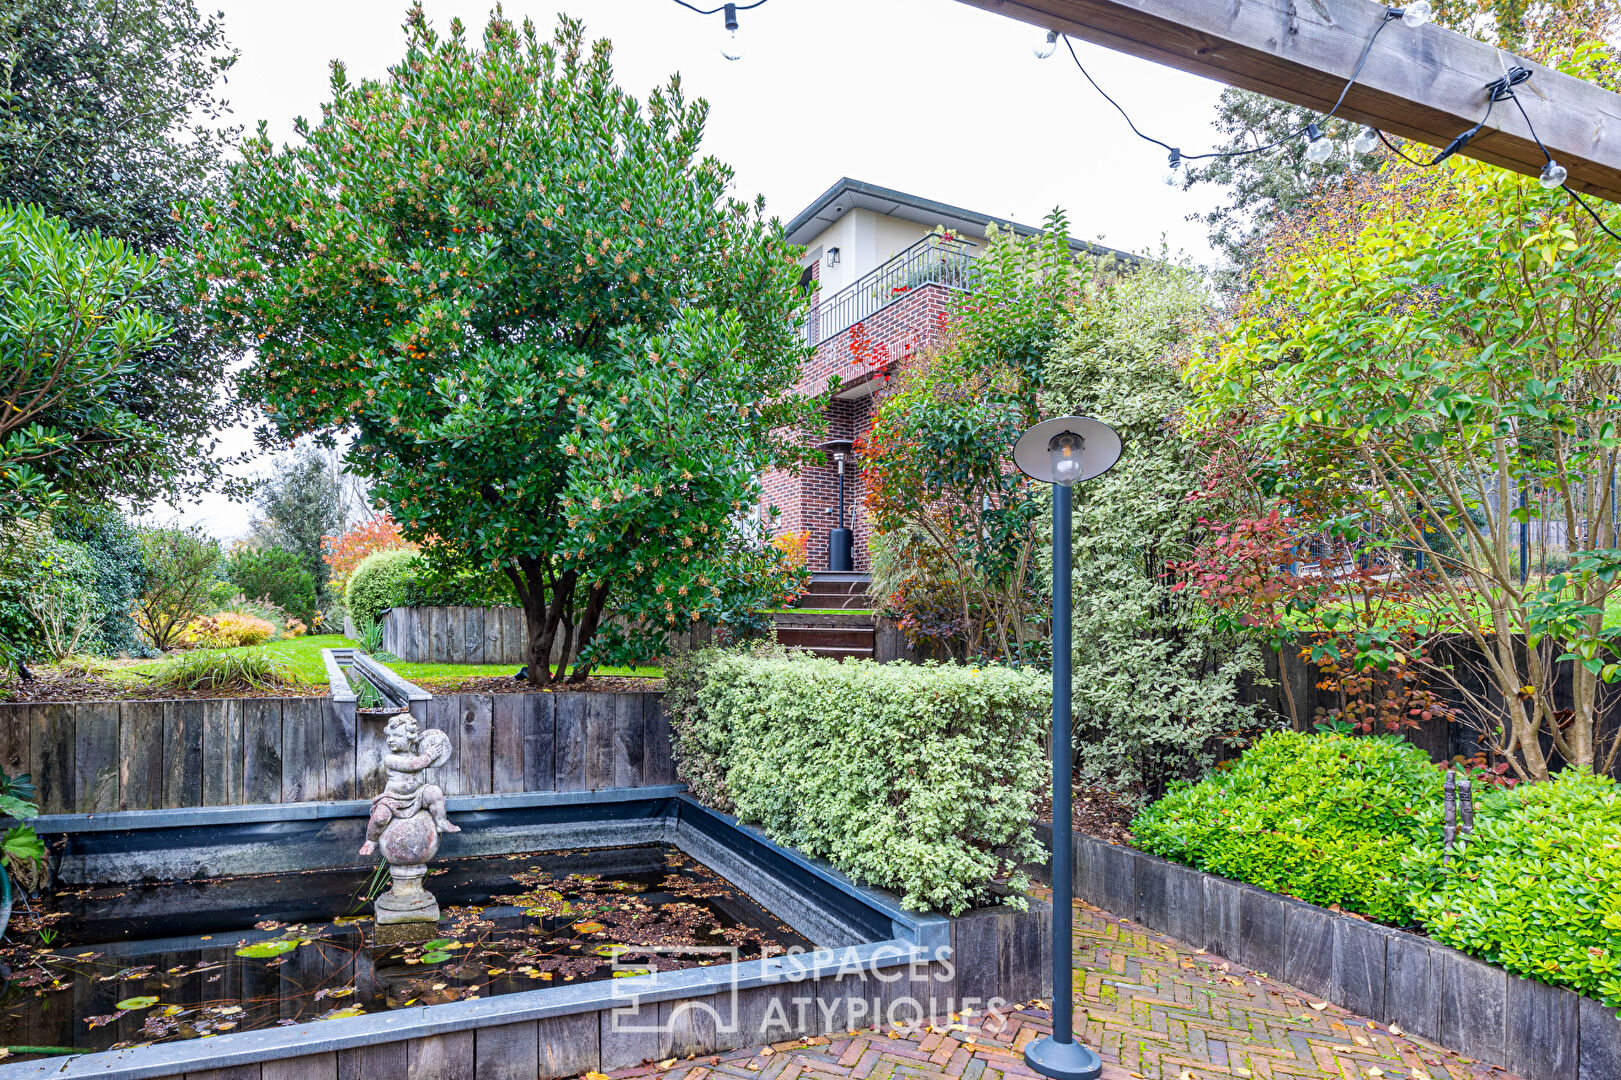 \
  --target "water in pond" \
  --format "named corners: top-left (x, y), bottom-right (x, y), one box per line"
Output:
top-left (0, 845), bottom-right (809, 1061)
